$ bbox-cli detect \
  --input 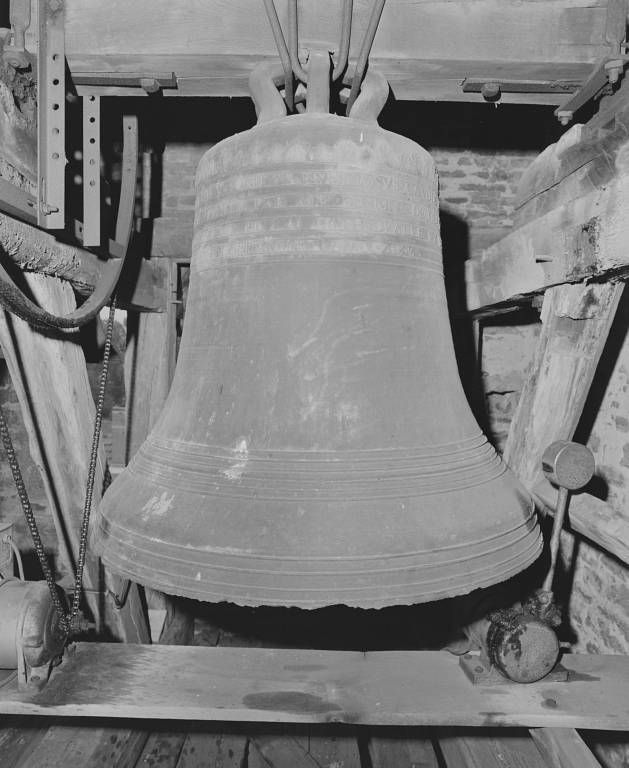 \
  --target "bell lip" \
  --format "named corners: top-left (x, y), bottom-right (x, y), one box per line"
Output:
top-left (96, 534), bottom-right (543, 610)
top-left (93, 501), bottom-right (542, 609)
